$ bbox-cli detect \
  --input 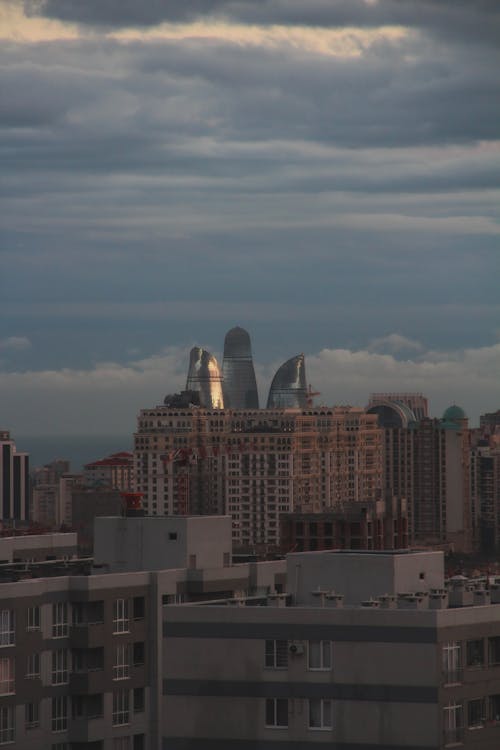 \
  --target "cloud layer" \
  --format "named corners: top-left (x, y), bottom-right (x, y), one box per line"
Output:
top-left (2, 340), bottom-right (498, 435)
top-left (1, 3), bottom-right (498, 433)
